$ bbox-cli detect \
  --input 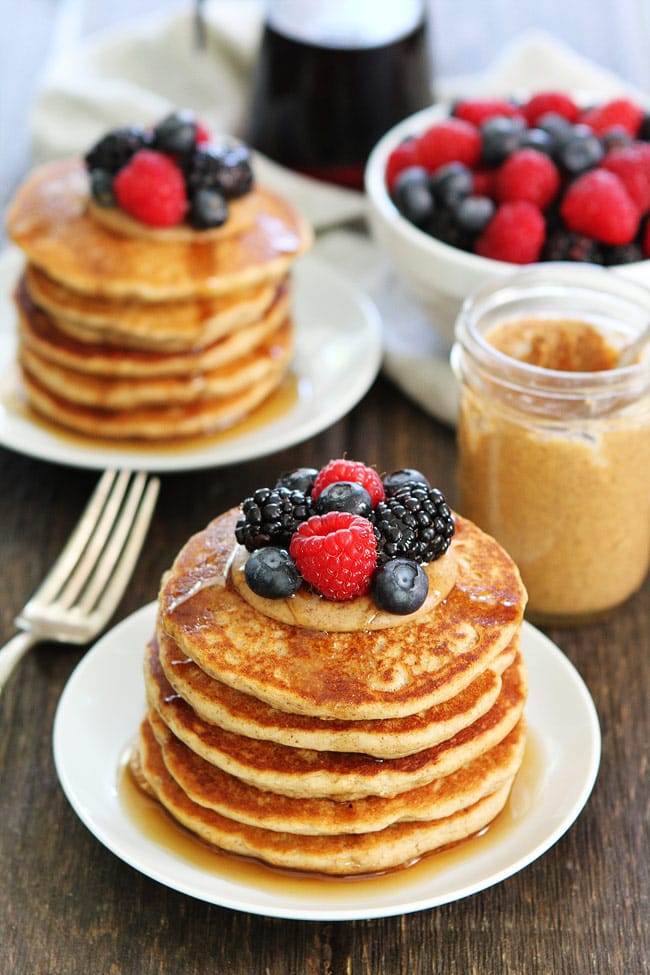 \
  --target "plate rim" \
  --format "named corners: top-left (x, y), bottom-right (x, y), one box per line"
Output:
top-left (0, 247), bottom-right (382, 472)
top-left (52, 603), bottom-right (601, 921)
